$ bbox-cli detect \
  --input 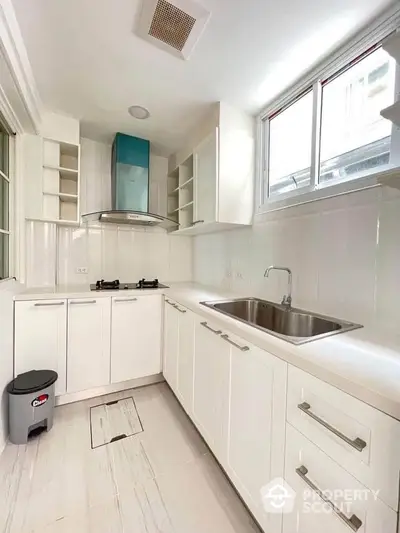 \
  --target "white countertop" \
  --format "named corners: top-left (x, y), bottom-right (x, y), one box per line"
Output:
top-left (15, 282), bottom-right (400, 421)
